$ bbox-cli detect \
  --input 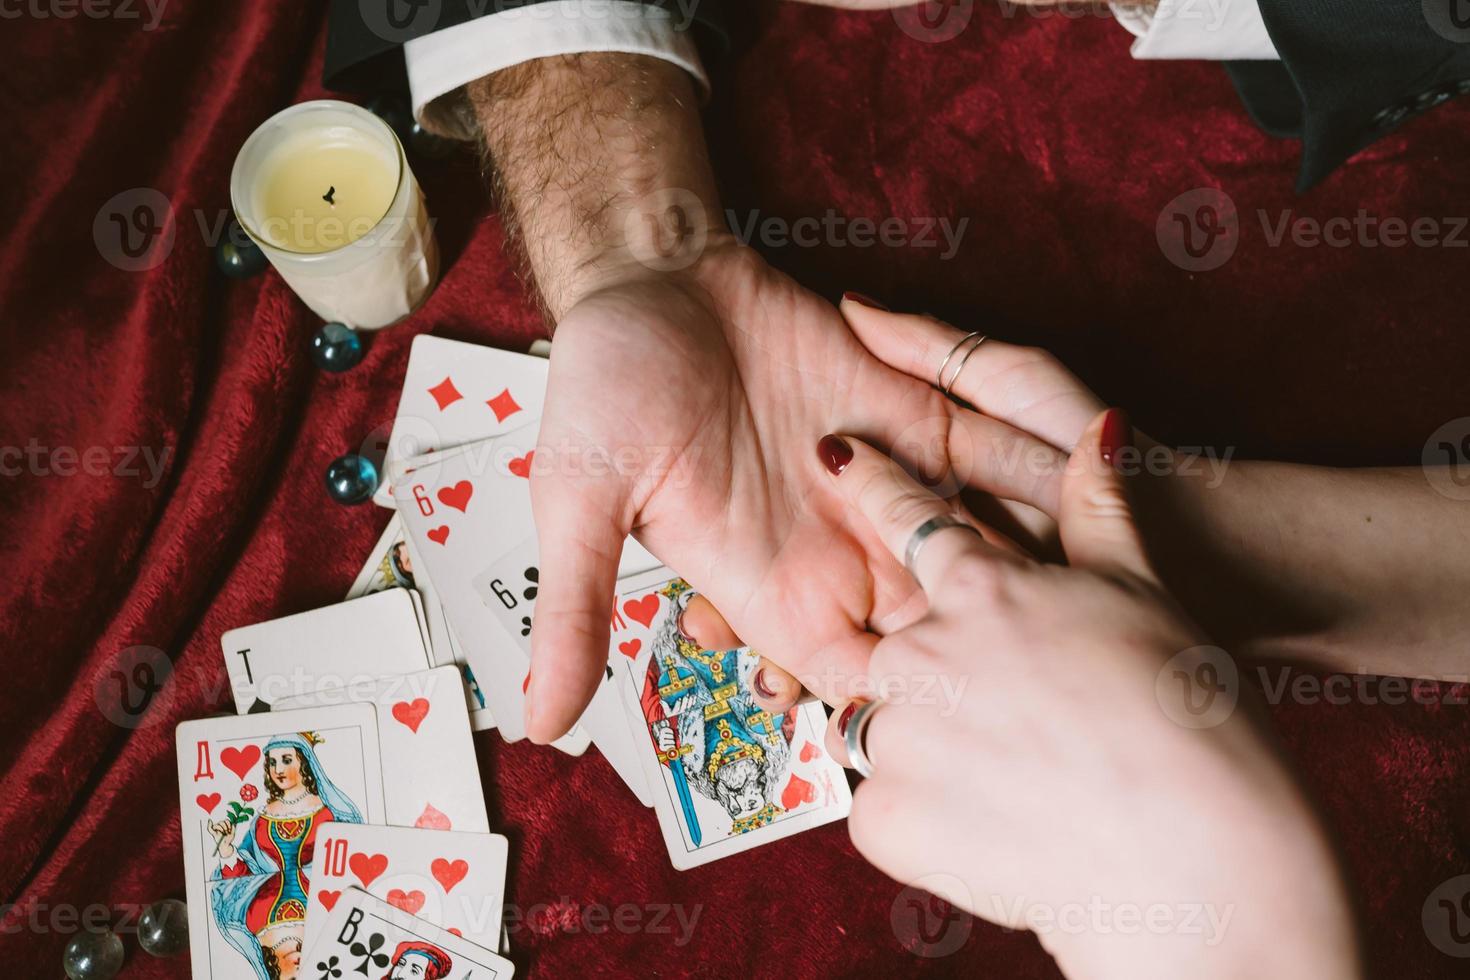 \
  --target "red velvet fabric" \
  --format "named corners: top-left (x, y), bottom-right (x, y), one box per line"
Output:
top-left (2, 1), bottom-right (1469, 976)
